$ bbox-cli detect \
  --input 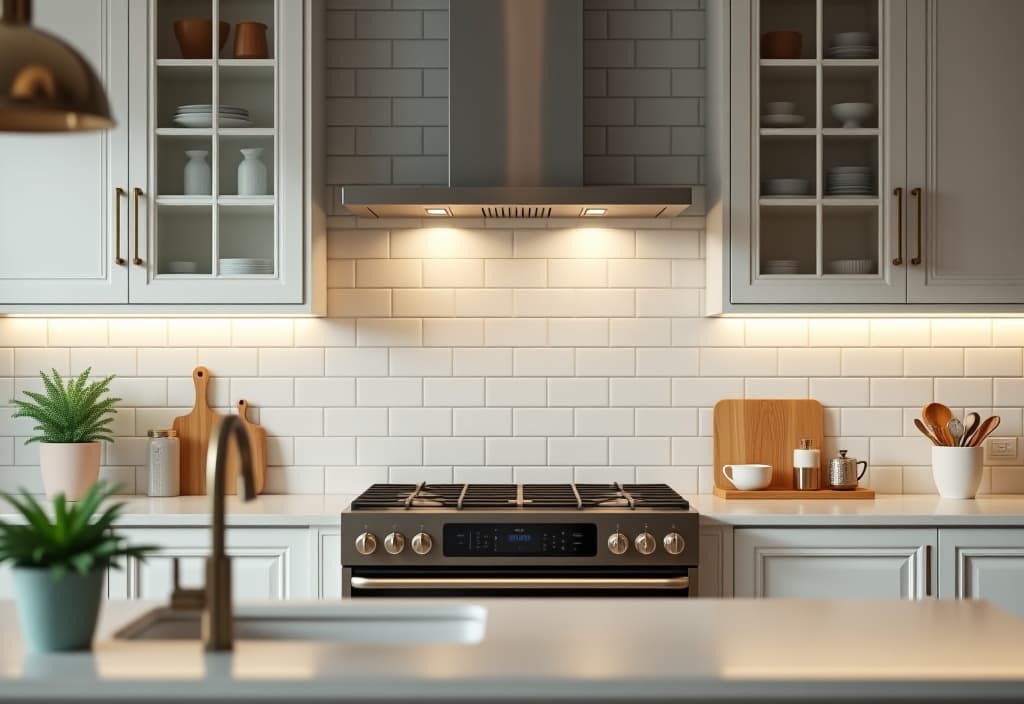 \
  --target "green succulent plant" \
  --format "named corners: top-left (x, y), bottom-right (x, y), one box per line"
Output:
top-left (0, 481), bottom-right (155, 579)
top-left (9, 368), bottom-right (120, 444)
